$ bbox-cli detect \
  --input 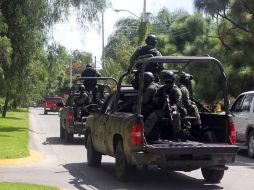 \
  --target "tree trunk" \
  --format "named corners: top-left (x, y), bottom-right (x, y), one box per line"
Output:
top-left (2, 95), bottom-right (9, 117)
